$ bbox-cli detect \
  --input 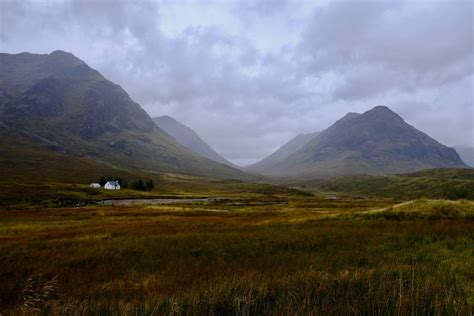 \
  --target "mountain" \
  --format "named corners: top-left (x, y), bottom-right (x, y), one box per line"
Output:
top-left (0, 51), bottom-right (248, 179)
top-left (246, 131), bottom-right (320, 172)
top-left (453, 145), bottom-right (474, 167)
top-left (249, 106), bottom-right (466, 178)
top-left (153, 115), bottom-right (237, 168)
